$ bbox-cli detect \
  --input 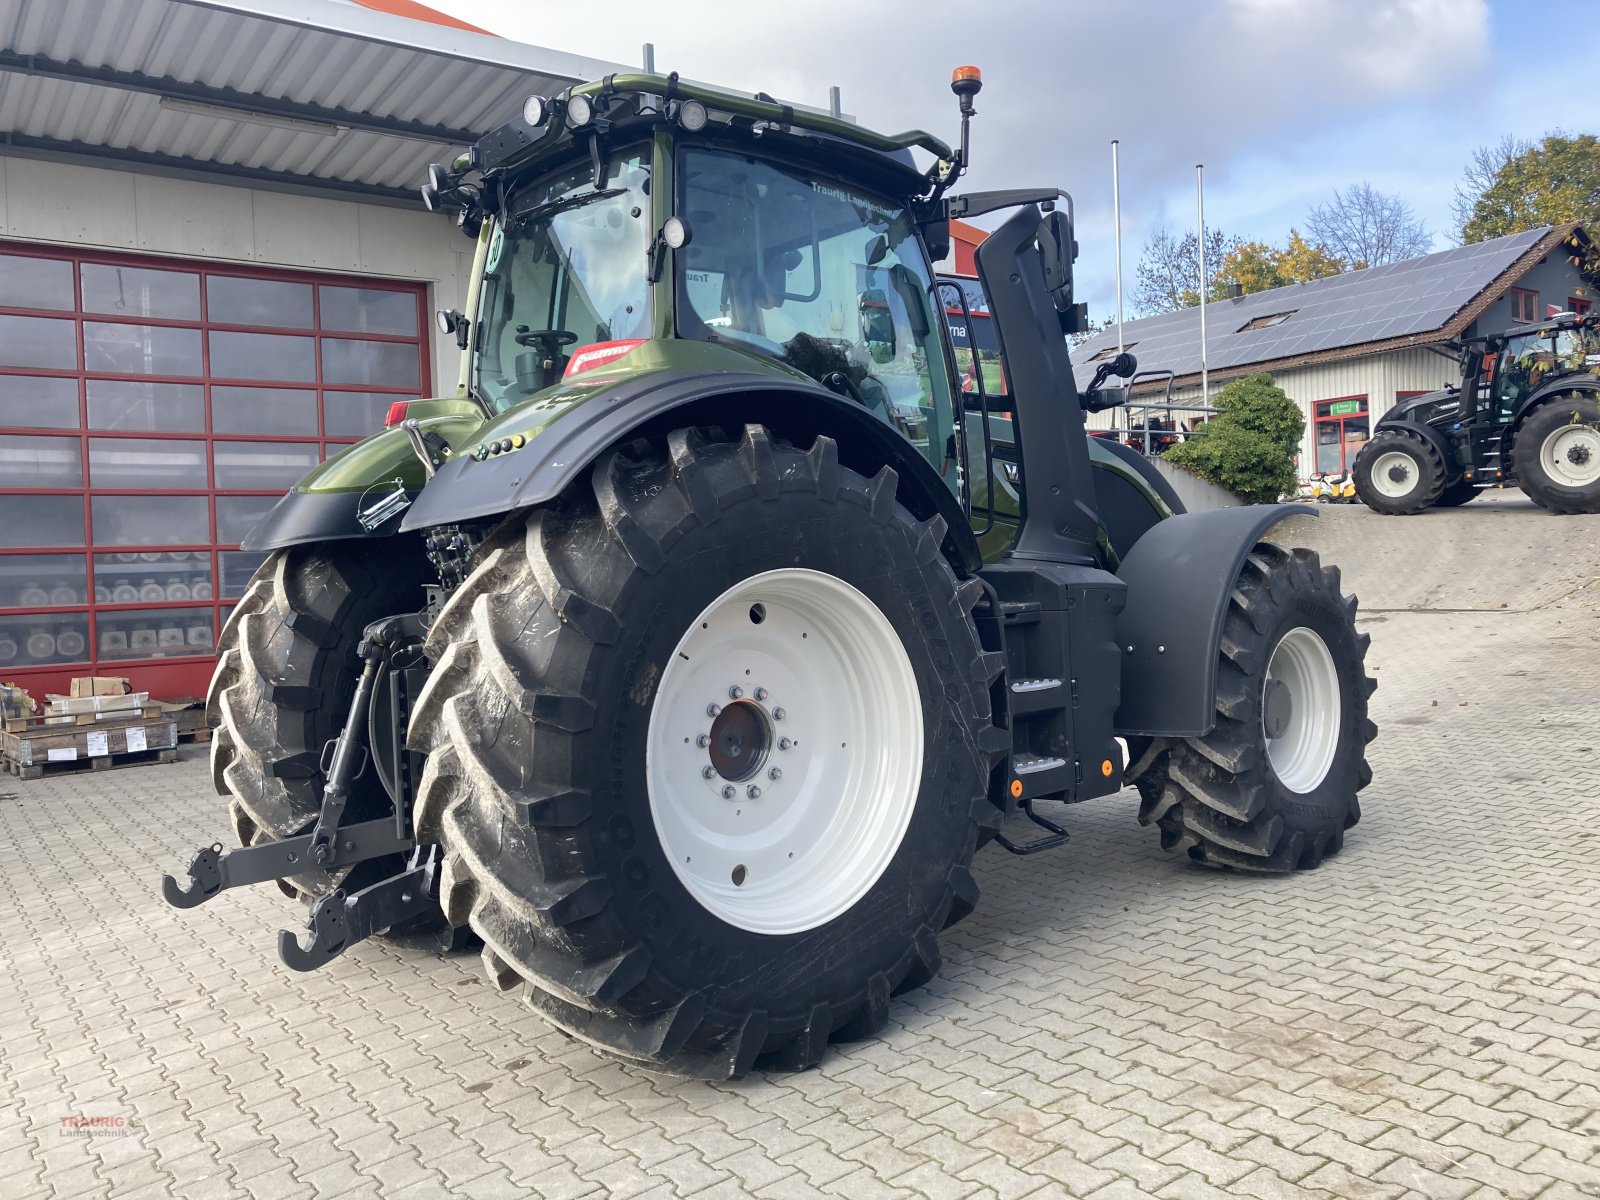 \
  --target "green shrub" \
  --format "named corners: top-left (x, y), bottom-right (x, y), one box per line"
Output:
top-left (1164, 372), bottom-right (1304, 504)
